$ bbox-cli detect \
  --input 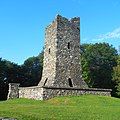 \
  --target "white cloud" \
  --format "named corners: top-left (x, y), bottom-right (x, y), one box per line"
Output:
top-left (85, 27), bottom-right (120, 43)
